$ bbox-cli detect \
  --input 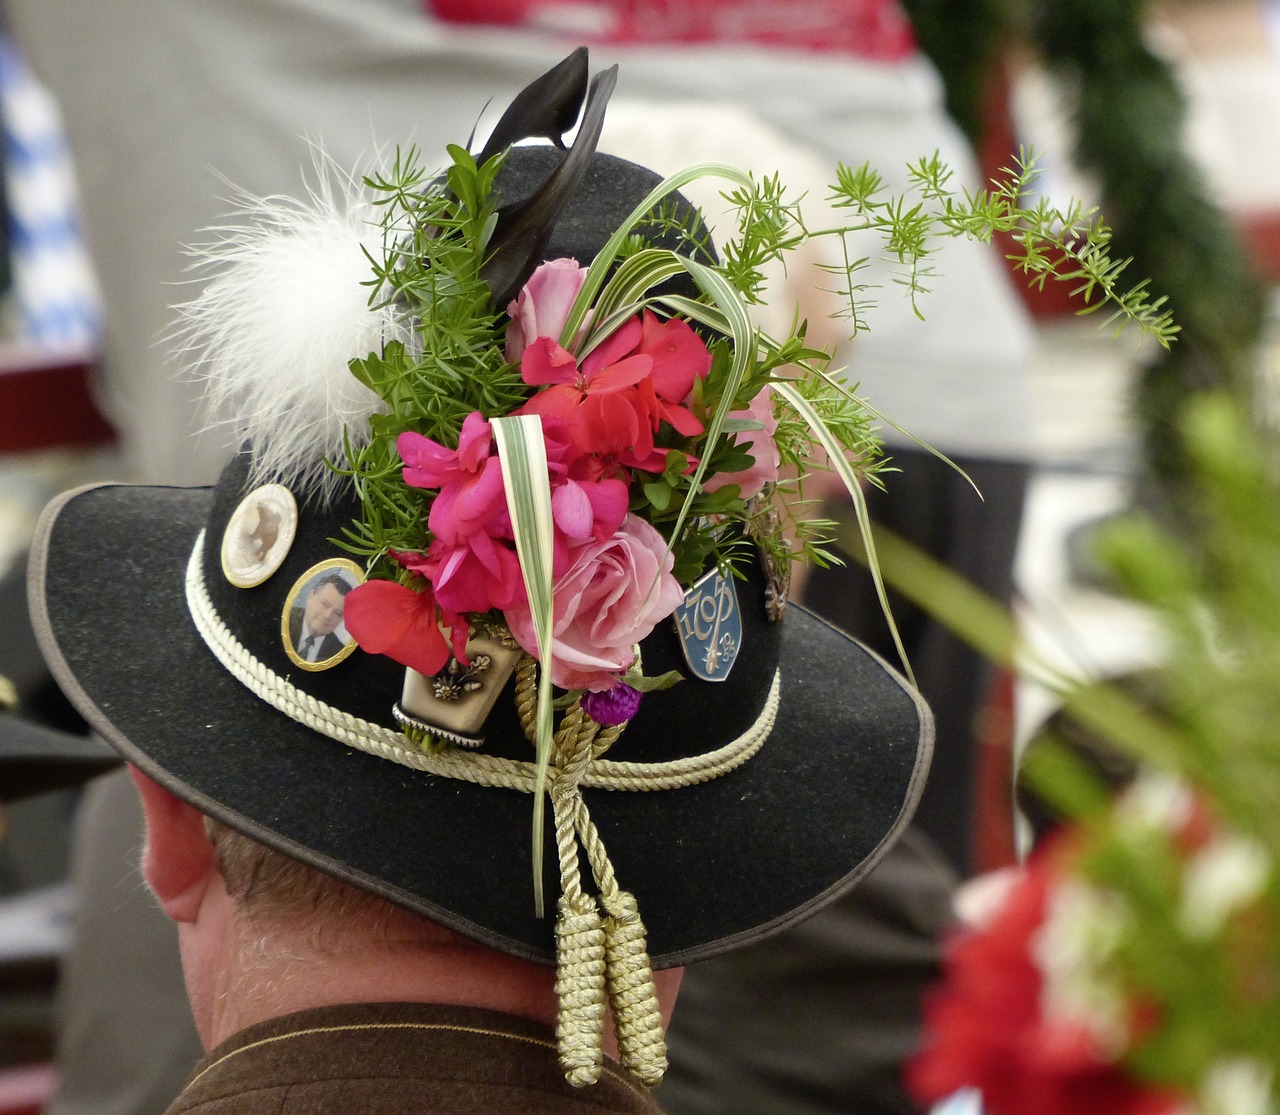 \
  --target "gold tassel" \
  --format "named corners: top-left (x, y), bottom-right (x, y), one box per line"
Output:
top-left (602, 889), bottom-right (667, 1086)
top-left (554, 891), bottom-right (607, 1087)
